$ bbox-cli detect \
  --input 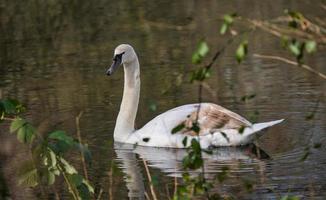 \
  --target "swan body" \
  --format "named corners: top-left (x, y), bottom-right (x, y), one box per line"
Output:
top-left (107, 44), bottom-right (284, 148)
